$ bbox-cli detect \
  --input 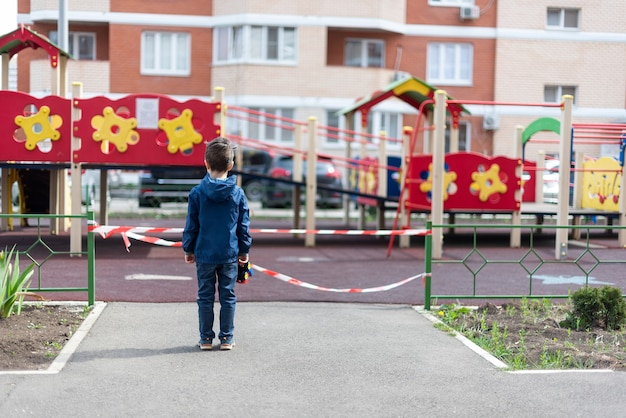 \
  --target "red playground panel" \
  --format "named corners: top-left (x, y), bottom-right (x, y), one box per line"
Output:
top-left (0, 90), bottom-right (72, 163)
top-left (73, 94), bottom-right (221, 166)
top-left (408, 152), bottom-right (521, 211)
